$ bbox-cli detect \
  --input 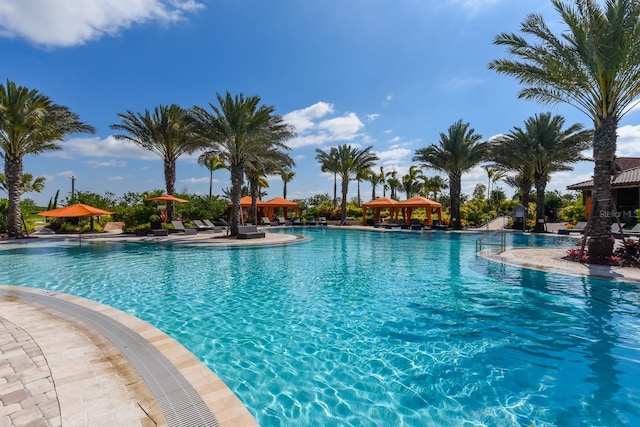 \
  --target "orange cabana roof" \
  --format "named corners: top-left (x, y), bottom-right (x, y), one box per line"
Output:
top-left (264, 197), bottom-right (299, 207)
top-left (146, 194), bottom-right (189, 203)
top-left (396, 195), bottom-right (442, 208)
top-left (230, 196), bottom-right (267, 207)
top-left (263, 197), bottom-right (299, 219)
top-left (396, 196), bottom-right (442, 225)
top-left (362, 197), bottom-right (398, 208)
top-left (361, 197), bottom-right (399, 225)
